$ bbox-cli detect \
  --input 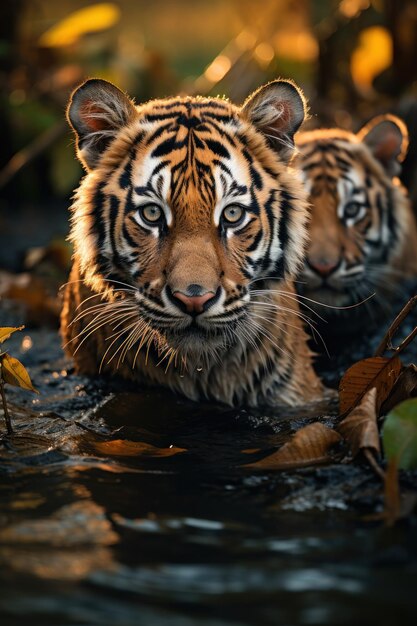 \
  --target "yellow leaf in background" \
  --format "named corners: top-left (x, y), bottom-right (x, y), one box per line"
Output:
top-left (0, 326), bottom-right (24, 344)
top-left (1, 354), bottom-right (38, 393)
top-left (351, 26), bottom-right (392, 91)
top-left (39, 3), bottom-right (121, 48)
